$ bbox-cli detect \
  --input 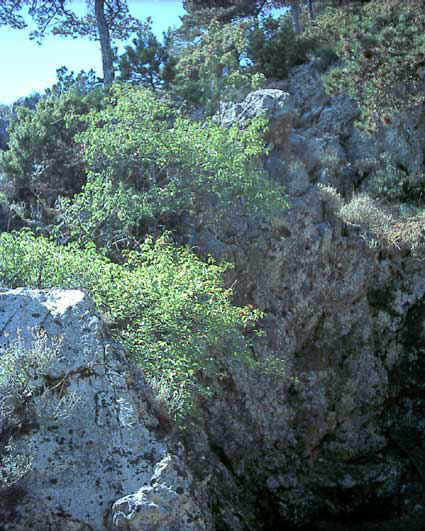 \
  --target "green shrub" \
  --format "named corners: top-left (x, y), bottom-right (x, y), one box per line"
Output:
top-left (307, 0), bottom-right (425, 130)
top-left (56, 176), bottom-right (147, 251)
top-left (0, 88), bottom-right (105, 216)
top-left (70, 84), bottom-right (286, 242)
top-left (364, 152), bottom-right (413, 202)
top-left (247, 14), bottom-right (318, 79)
top-left (173, 19), bottom-right (266, 114)
top-left (0, 104), bottom-right (11, 151)
top-left (0, 230), bottom-right (262, 421)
